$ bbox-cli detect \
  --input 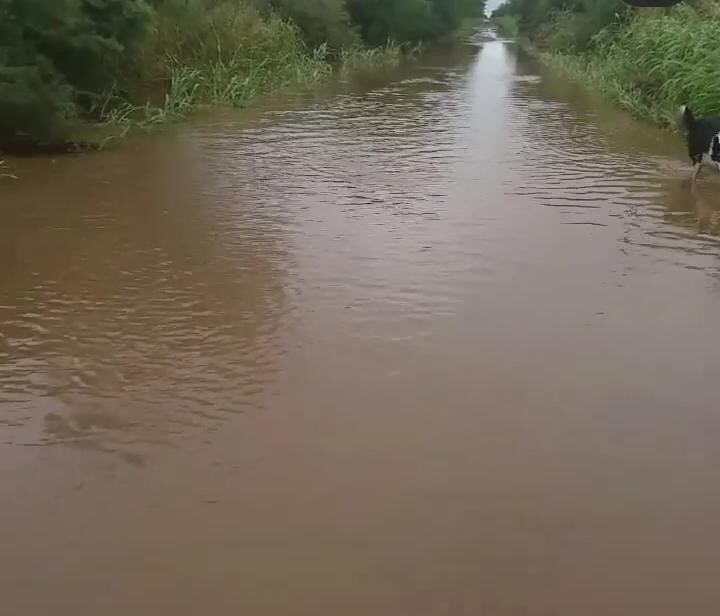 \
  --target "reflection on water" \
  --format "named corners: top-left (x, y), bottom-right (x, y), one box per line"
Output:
top-left (0, 138), bottom-right (289, 456)
top-left (3, 30), bottom-right (720, 616)
top-left (662, 178), bottom-right (720, 237)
